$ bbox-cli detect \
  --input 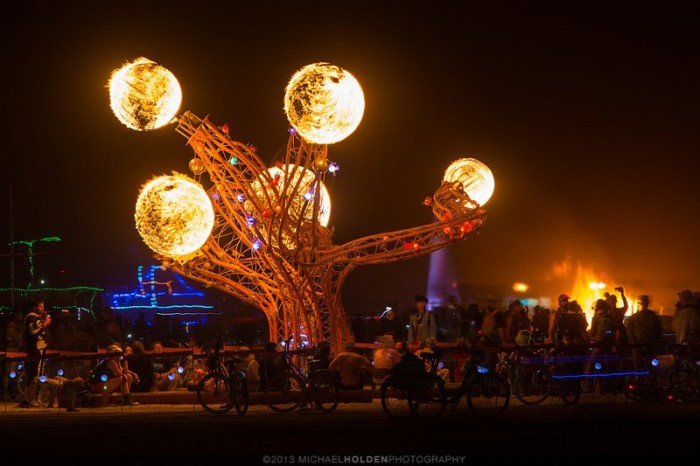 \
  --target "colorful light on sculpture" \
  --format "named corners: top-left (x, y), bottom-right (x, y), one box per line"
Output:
top-left (135, 174), bottom-right (214, 260)
top-left (247, 164), bottom-right (331, 250)
top-left (284, 62), bottom-right (365, 144)
top-left (108, 57), bottom-right (182, 131)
